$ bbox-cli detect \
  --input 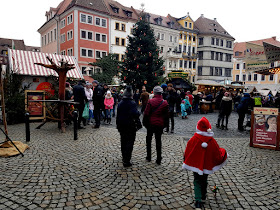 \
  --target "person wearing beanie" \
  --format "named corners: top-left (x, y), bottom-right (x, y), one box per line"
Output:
top-left (143, 86), bottom-right (169, 165)
top-left (104, 91), bottom-right (114, 125)
top-left (73, 80), bottom-right (87, 128)
top-left (116, 86), bottom-right (140, 167)
top-left (182, 117), bottom-right (228, 209)
top-left (216, 92), bottom-right (232, 130)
